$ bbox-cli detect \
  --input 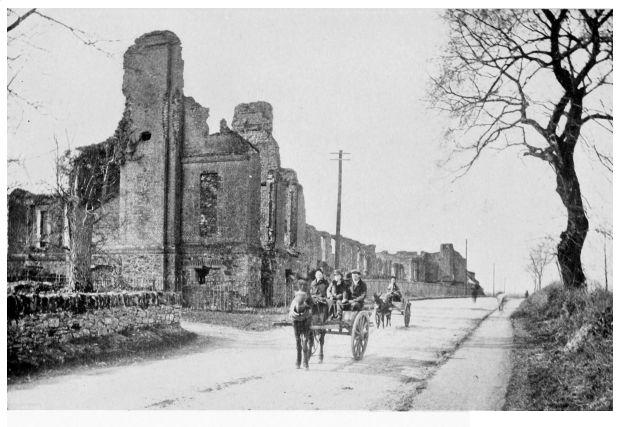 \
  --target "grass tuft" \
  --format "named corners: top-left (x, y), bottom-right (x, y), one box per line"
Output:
top-left (505, 284), bottom-right (612, 411)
